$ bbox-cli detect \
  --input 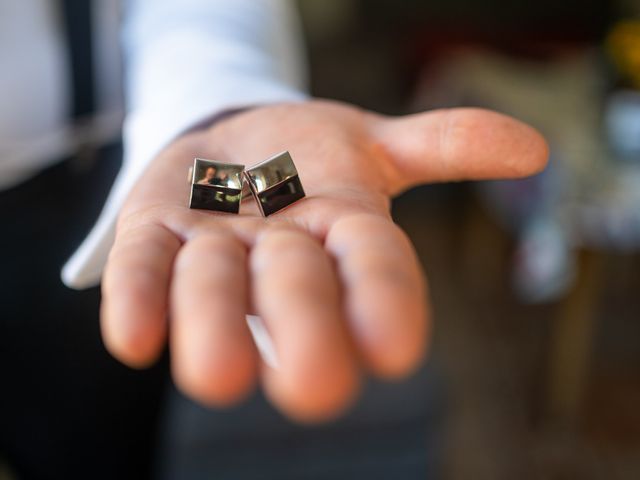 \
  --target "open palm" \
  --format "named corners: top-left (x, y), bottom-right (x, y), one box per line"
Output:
top-left (101, 100), bottom-right (547, 422)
